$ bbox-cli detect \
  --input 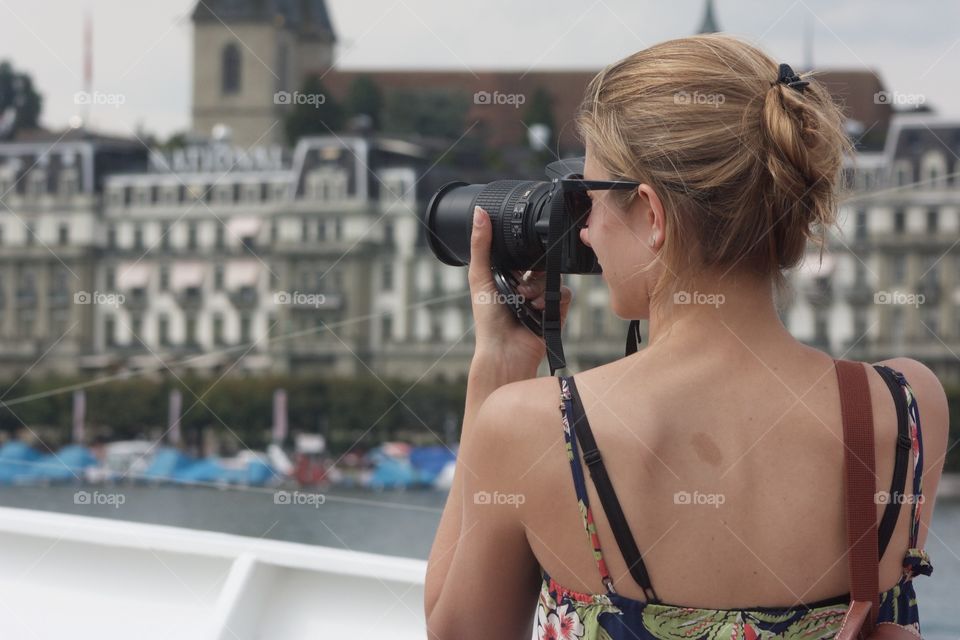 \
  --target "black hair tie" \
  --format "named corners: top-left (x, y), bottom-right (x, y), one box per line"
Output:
top-left (775, 63), bottom-right (809, 93)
